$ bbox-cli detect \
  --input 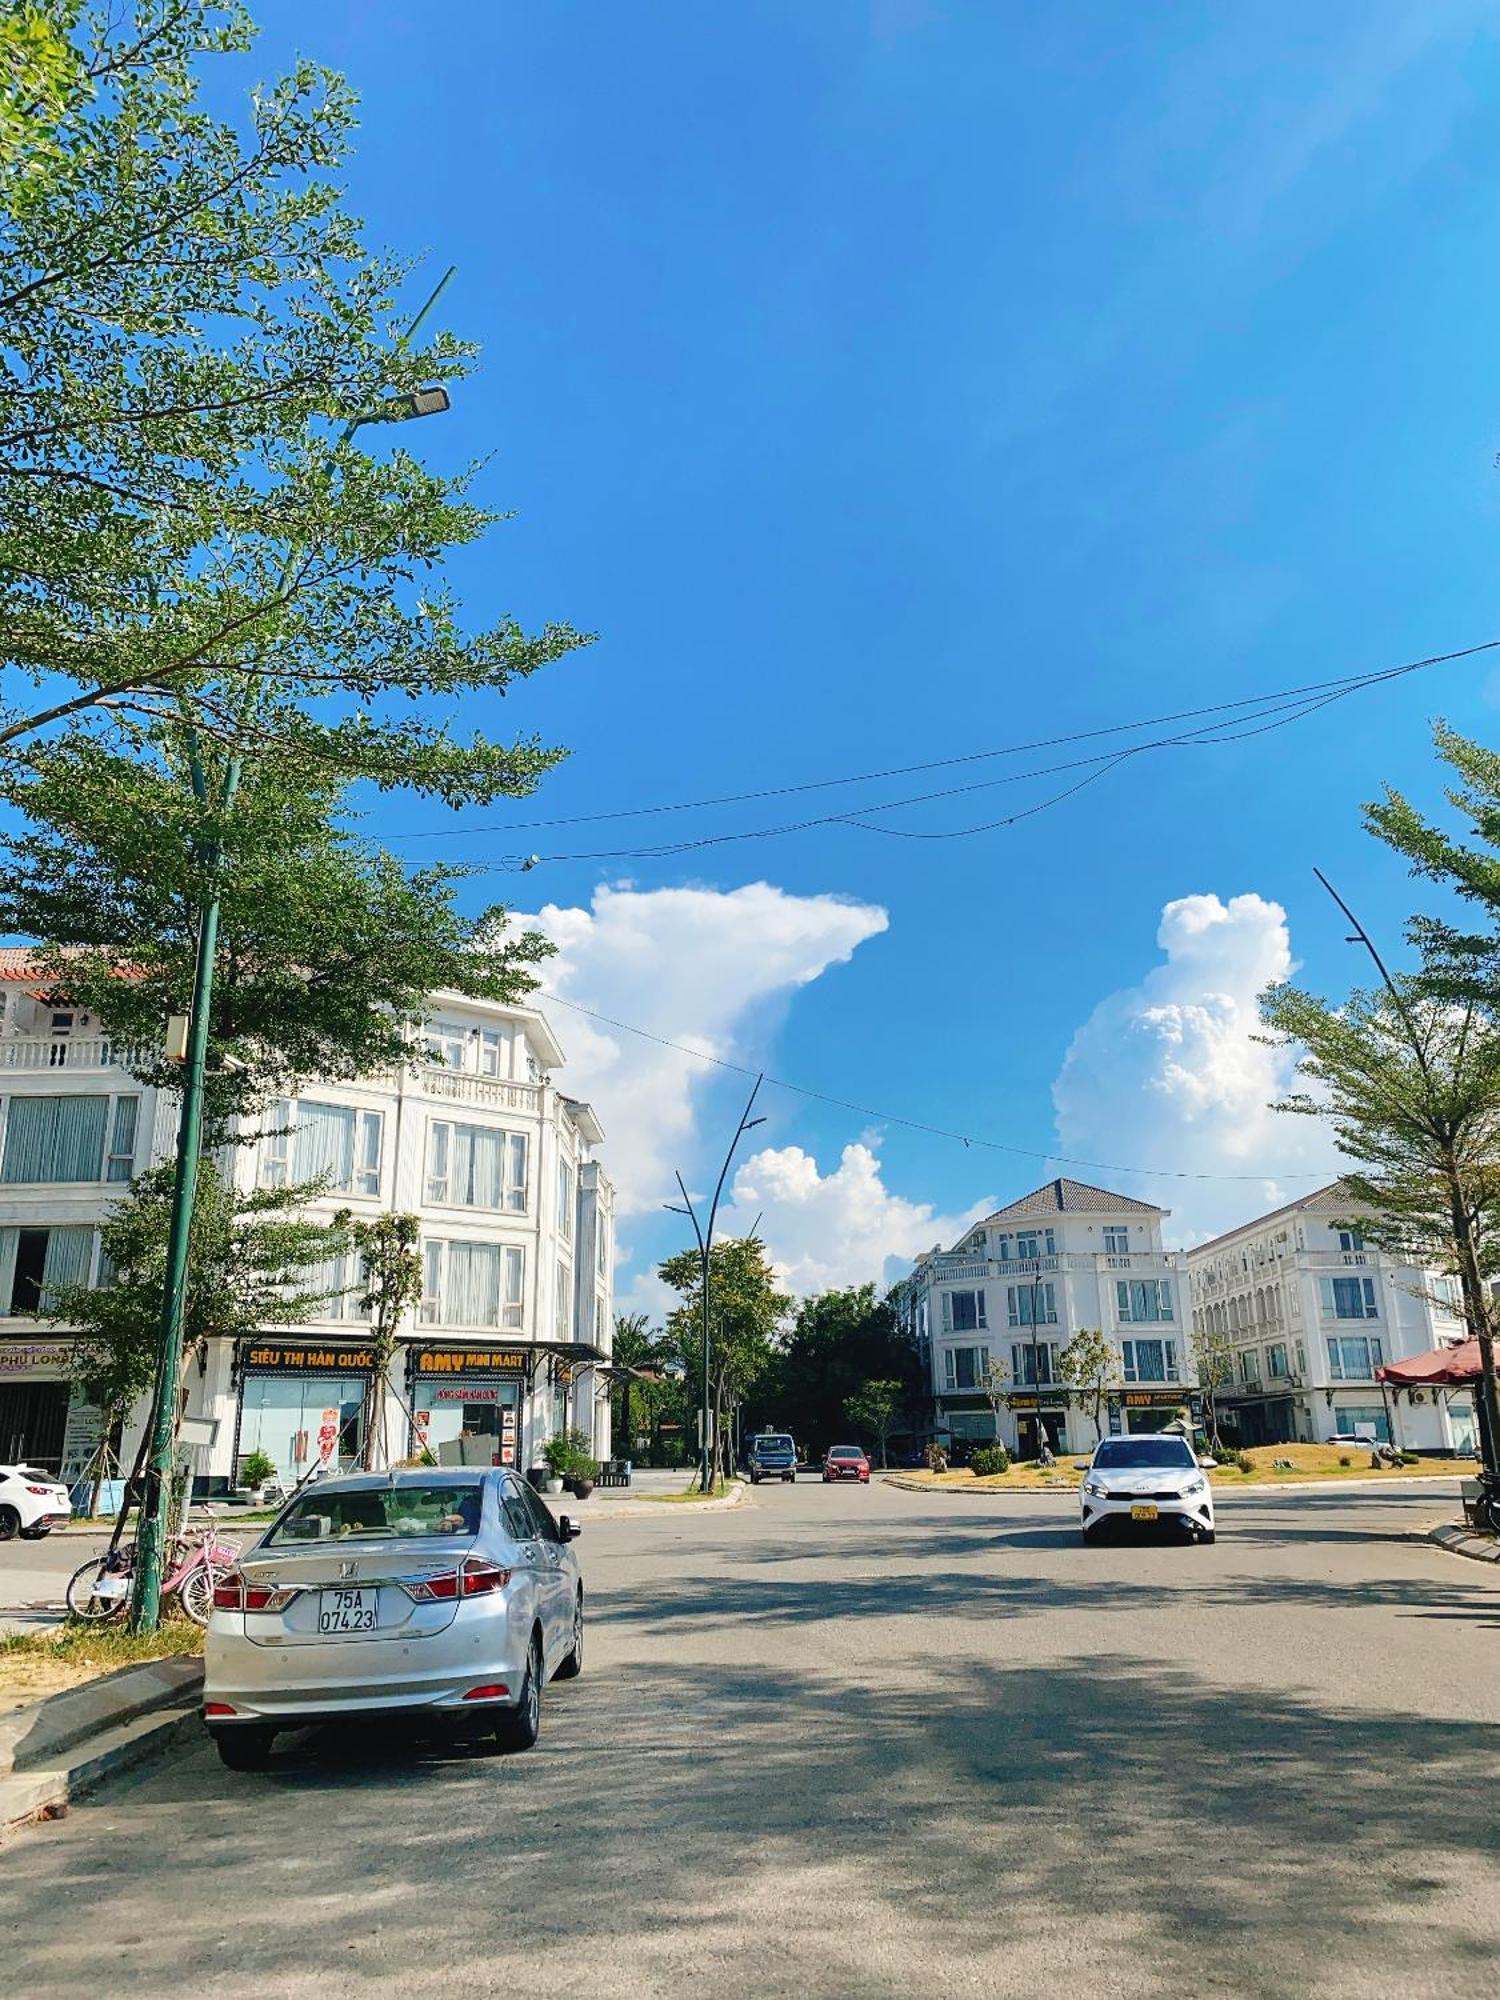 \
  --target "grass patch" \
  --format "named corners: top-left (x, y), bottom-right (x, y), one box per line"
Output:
top-left (895, 1443), bottom-right (1461, 1492)
top-left (648, 1478), bottom-right (739, 1502)
top-left (0, 1619), bottom-right (203, 1668)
